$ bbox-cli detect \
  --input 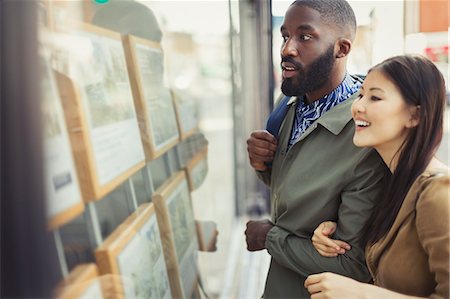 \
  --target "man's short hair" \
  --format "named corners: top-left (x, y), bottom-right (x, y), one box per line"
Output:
top-left (291, 0), bottom-right (357, 40)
